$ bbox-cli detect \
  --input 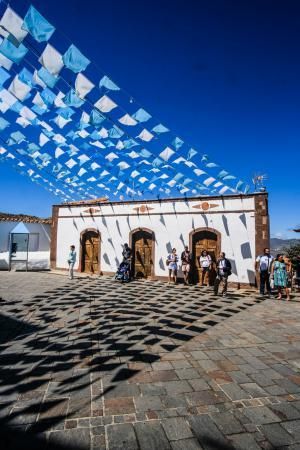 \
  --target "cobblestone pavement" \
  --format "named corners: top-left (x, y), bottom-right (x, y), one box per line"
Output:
top-left (0, 272), bottom-right (300, 450)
